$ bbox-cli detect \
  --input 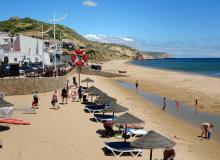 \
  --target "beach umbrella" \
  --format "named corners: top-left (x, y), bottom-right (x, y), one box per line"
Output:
top-left (0, 98), bottom-right (14, 108)
top-left (85, 86), bottom-right (106, 102)
top-left (86, 86), bottom-right (105, 95)
top-left (81, 77), bottom-right (94, 88)
top-left (131, 130), bottom-right (176, 160)
top-left (103, 103), bottom-right (128, 116)
top-left (112, 112), bottom-right (144, 141)
top-left (94, 95), bottom-right (117, 105)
